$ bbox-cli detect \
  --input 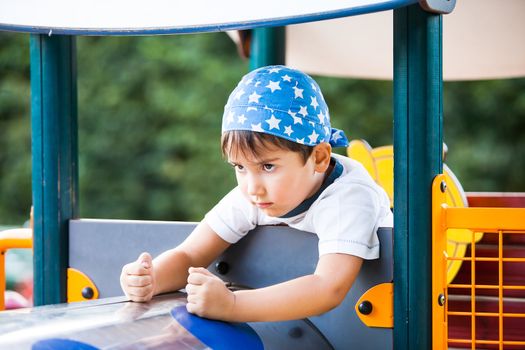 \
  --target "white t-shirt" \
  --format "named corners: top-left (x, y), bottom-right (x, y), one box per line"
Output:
top-left (204, 153), bottom-right (393, 260)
